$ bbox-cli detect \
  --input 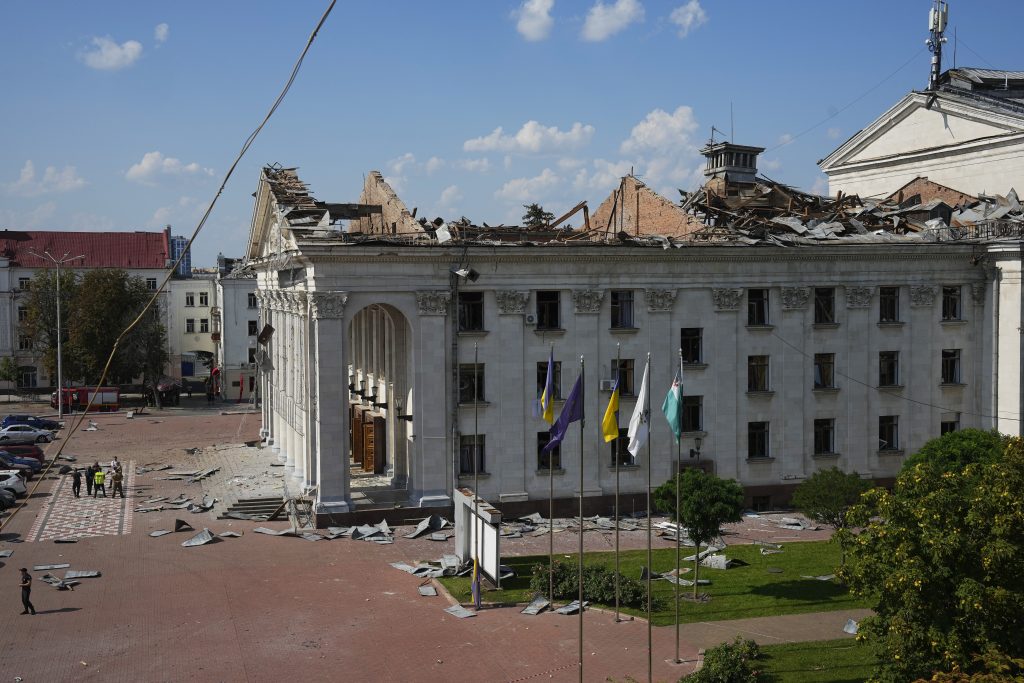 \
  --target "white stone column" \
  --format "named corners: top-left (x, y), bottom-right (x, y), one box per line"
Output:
top-left (270, 291), bottom-right (284, 455)
top-left (311, 292), bottom-right (351, 513)
top-left (494, 291), bottom-right (529, 504)
top-left (412, 290), bottom-right (452, 507)
top-left (291, 292), bottom-right (309, 486)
